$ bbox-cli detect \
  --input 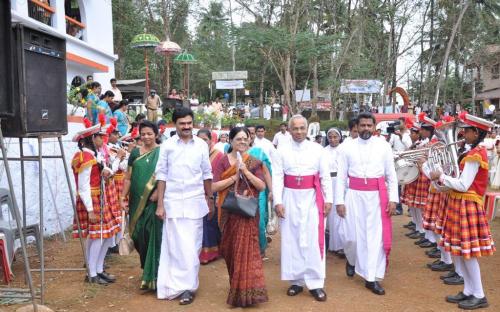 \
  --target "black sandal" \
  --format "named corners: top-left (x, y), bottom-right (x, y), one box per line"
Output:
top-left (310, 288), bottom-right (327, 302)
top-left (287, 285), bottom-right (304, 296)
top-left (179, 291), bottom-right (194, 305)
